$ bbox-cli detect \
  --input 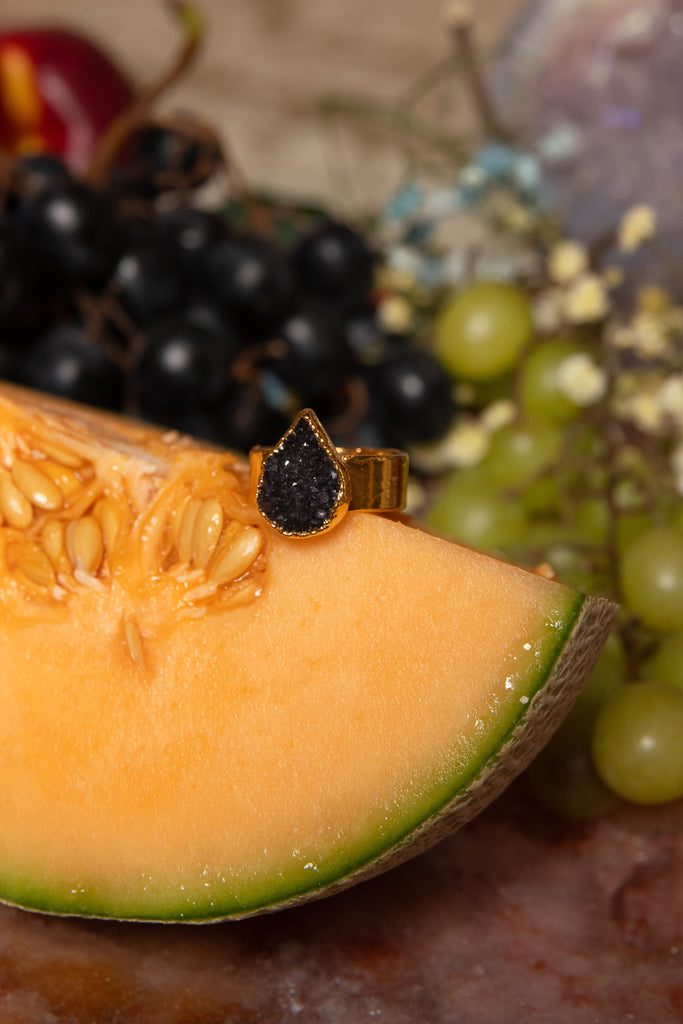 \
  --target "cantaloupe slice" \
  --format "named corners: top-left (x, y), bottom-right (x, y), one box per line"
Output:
top-left (0, 384), bottom-right (615, 921)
